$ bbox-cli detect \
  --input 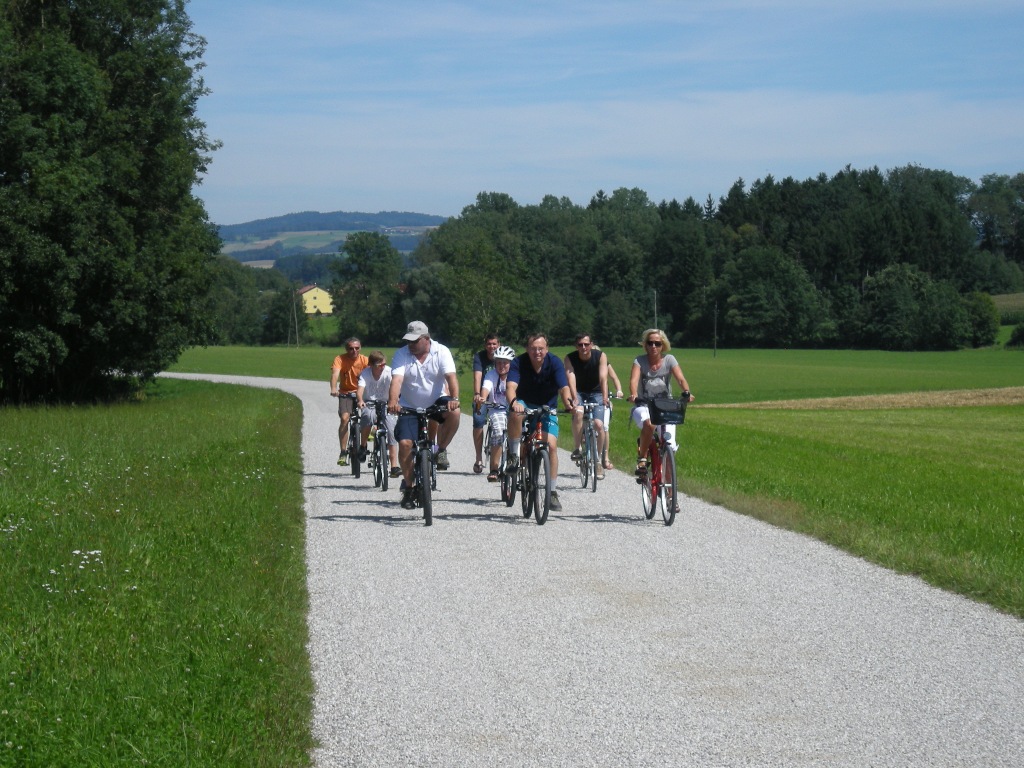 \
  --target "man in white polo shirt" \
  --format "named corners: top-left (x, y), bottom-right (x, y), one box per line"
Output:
top-left (387, 321), bottom-right (461, 509)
